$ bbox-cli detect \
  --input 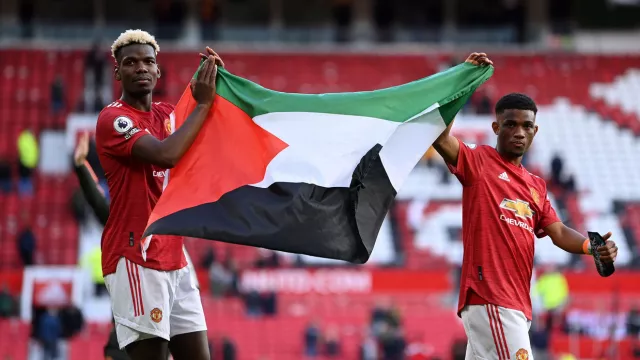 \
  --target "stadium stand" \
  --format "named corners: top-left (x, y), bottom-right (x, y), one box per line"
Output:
top-left (2, 49), bottom-right (640, 359)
